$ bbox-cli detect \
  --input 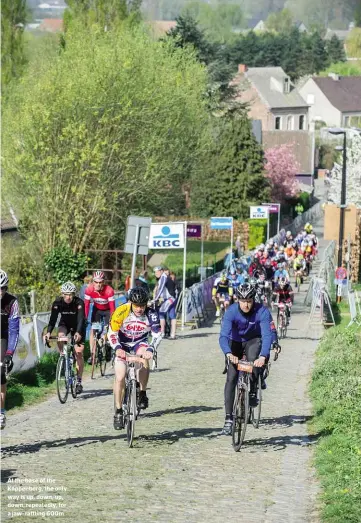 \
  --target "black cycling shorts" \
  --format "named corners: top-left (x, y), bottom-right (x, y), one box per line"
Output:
top-left (58, 322), bottom-right (86, 343)
top-left (90, 308), bottom-right (110, 325)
